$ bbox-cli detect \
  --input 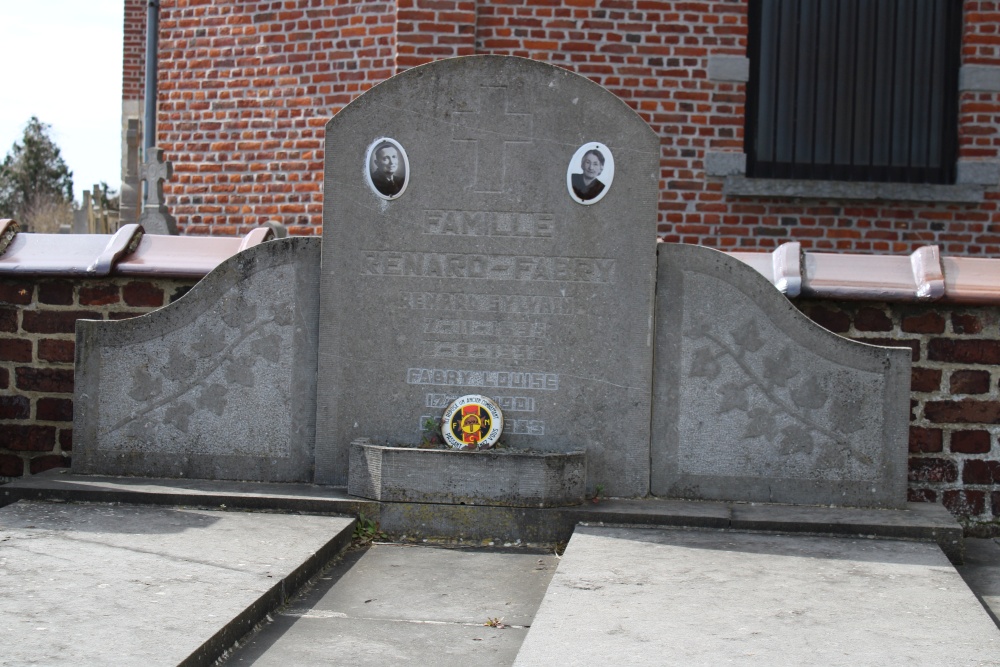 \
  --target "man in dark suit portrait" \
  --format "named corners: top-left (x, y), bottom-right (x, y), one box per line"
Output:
top-left (571, 148), bottom-right (605, 202)
top-left (370, 142), bottom-right (405, 197)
